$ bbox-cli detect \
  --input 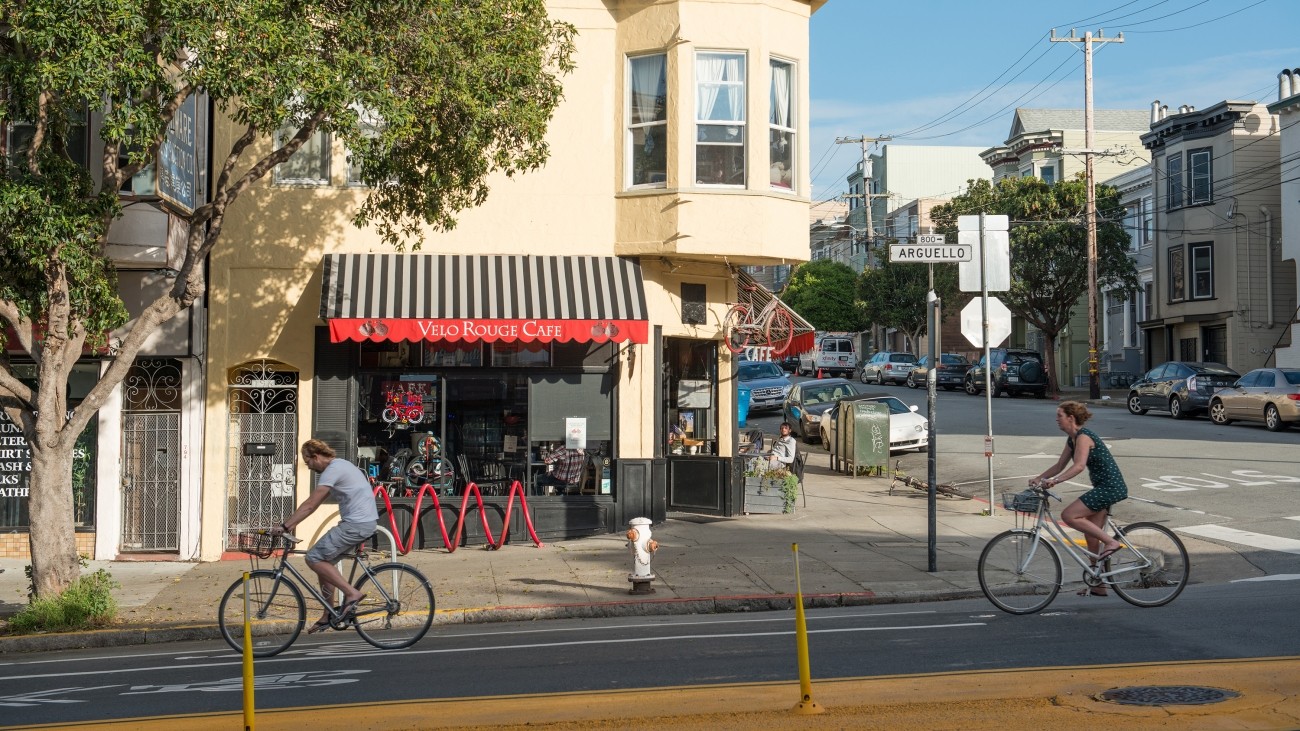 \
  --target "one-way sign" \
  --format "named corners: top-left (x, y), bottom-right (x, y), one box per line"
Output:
top-left (889, 234), bottom-right (971, 263)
